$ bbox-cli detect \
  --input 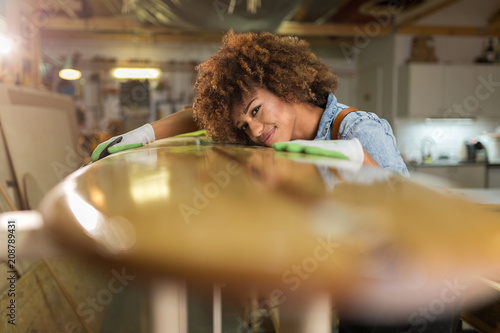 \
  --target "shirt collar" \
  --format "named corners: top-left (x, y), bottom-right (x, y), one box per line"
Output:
top-left (314, 93), bottom-right (340, 141)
